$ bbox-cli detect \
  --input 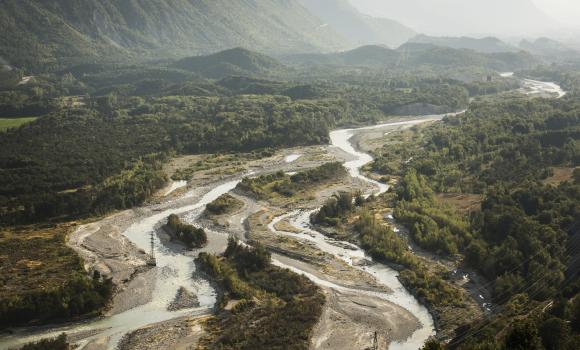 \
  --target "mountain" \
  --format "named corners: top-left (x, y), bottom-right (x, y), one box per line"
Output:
top-left (519, 38), bottom-right (580, 62)
top-left (173, 48), bottom-right (286, 80)
top-left (404, 45), bottom-right (537, 70)
top-left (350, 0), bottom-right (561, 37)
top-left (287, 44), bottom-right (539, 71)
top-left (285, 45), bottom-right (399, 67)
top-left (299, 0), bottom-right (416, 48)
top-left (408, 35), bottom-right (518, 53)
top-left (0, 0), bottom-right (346, 71)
